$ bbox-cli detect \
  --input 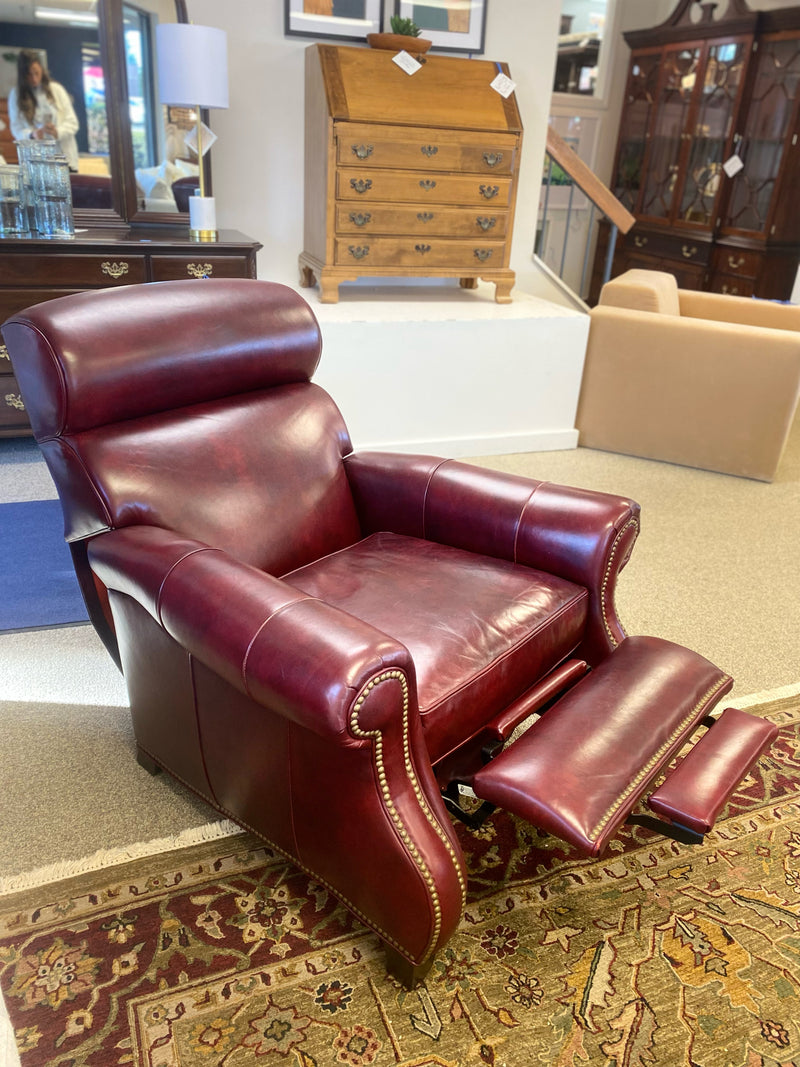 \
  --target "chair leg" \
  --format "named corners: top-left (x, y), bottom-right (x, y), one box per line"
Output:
top-left (136, 746), bottom-right (162, 776)
top-left (384, 944), bottom-right (435, 989)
